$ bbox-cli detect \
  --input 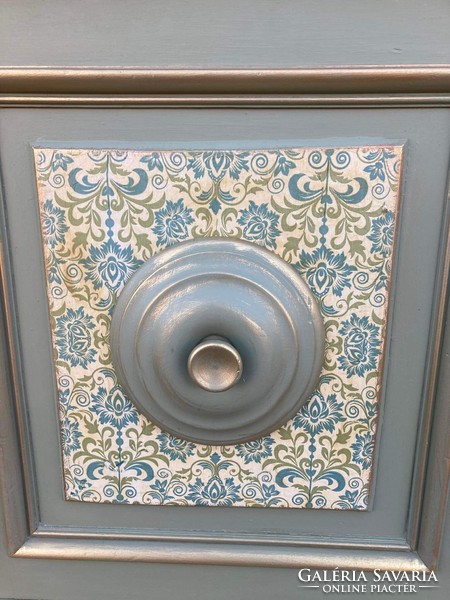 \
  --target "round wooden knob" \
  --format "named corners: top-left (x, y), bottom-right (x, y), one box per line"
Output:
top-left (188, 336), bottom-right (243, 392)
